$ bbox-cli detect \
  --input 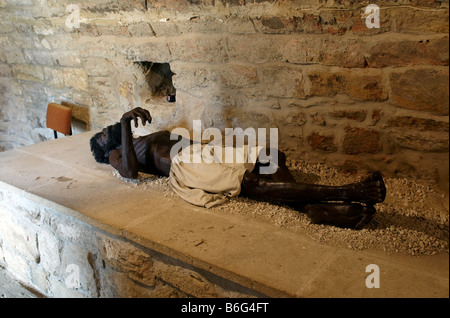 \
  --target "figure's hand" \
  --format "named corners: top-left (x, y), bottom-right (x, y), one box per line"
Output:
top-left (121, 107), bottom-right (152, 128)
